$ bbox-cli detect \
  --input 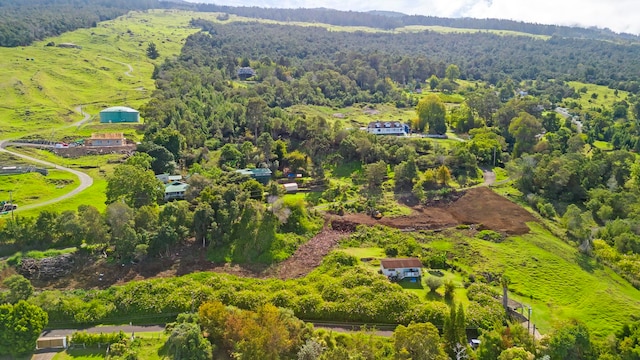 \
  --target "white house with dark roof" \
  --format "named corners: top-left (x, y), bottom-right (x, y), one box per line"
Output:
top-left (366, 121), bottom-right (409, 136)
top-left (380, 258), bottom-right (422, 280)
